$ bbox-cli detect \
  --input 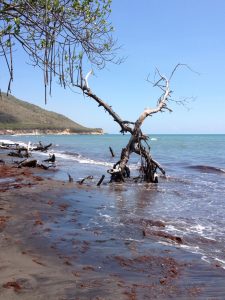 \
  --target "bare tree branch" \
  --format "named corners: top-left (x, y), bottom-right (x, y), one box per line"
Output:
top-left (75, 69), bottom-right (133, 133)
top-left (169, 63), bottom-right (200, 80)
